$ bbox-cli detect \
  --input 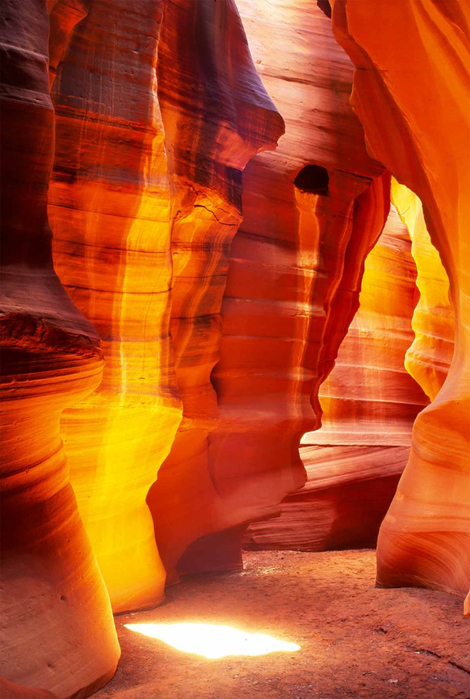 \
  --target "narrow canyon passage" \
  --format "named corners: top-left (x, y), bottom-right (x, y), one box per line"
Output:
top-left (96, 550), bottom-right (470, 699)
top-left (1, 0), bottom-right (469, 697)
